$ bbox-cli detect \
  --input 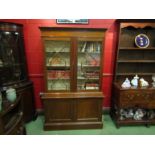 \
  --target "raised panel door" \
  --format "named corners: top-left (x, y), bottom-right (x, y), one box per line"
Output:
top-left (76, 98), bottom-right (102, 121)
top-left (44, 99), bottom-right (74, 122)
